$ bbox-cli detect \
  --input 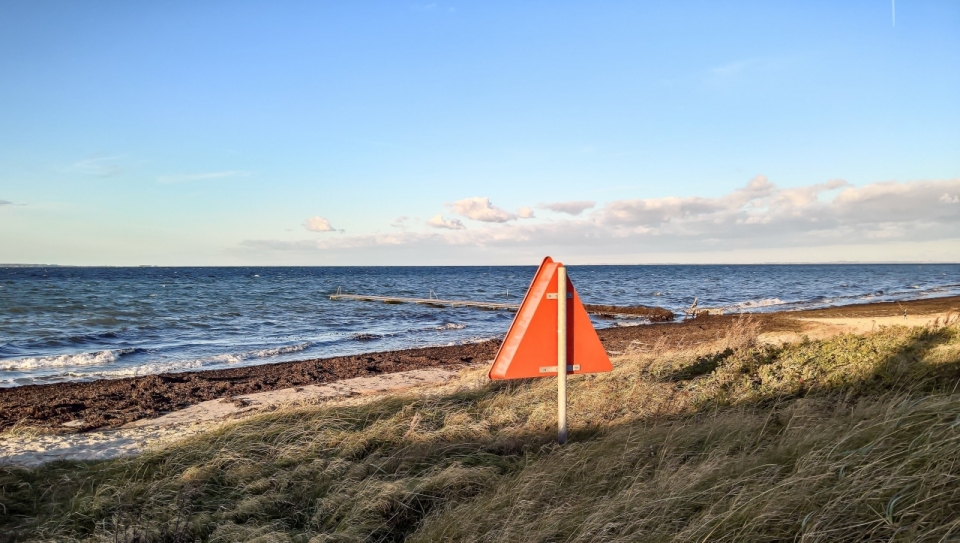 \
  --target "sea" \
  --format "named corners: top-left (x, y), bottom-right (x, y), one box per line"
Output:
top-left (1, 264), bottom-right (959, 388)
